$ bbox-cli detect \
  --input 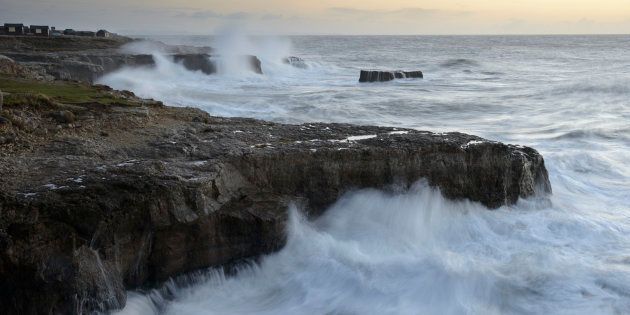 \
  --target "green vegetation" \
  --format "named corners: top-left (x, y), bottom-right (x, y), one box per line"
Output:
top-left (0, 75), bottom-right (141, 107)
